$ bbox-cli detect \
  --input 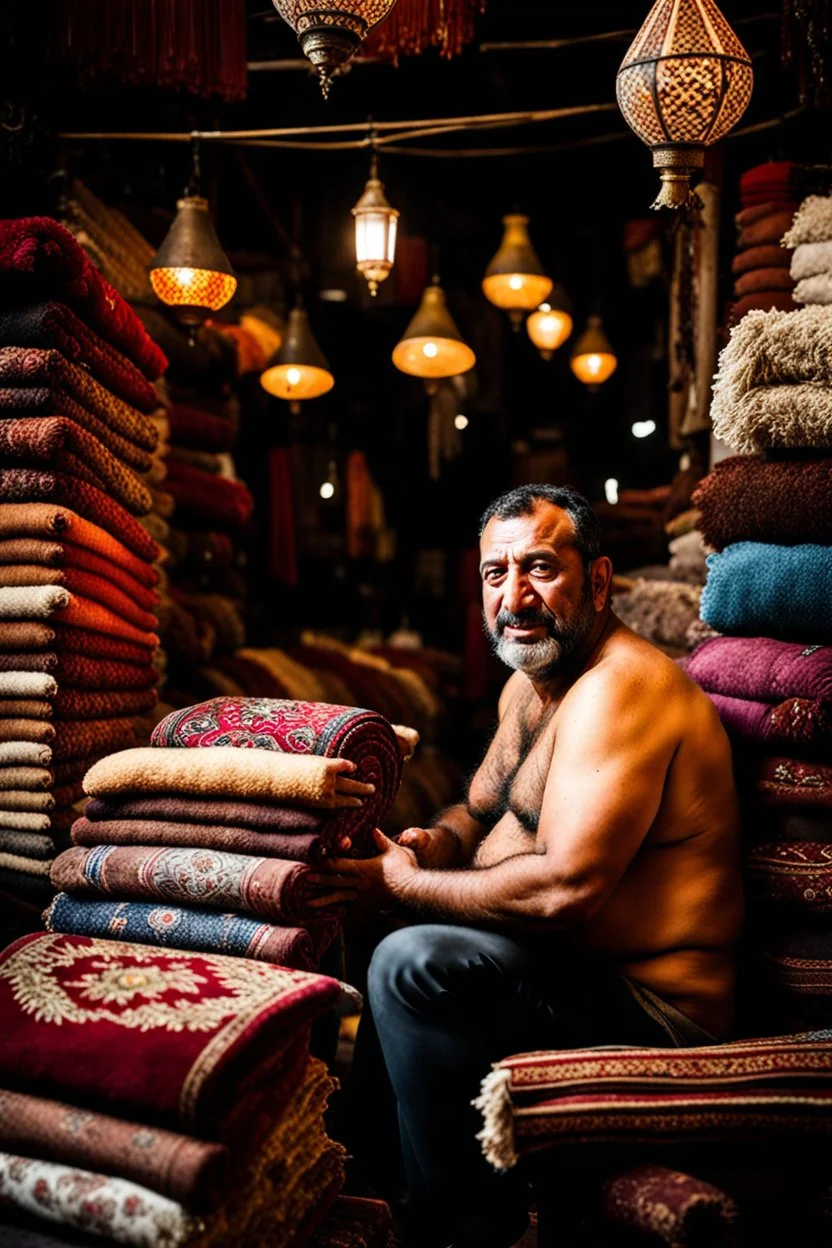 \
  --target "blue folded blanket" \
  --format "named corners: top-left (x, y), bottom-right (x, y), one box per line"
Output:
top-left (701, 542), bottom-right (832, 641)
